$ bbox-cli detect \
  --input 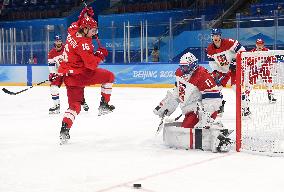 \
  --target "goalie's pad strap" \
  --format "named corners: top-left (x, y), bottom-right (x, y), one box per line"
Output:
top-left (195, 129), bottom-right (202, 150)
top-left (201, 91), bottom-right (223, 99)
